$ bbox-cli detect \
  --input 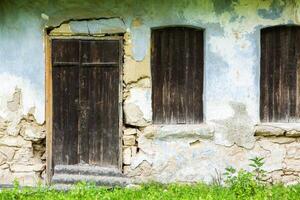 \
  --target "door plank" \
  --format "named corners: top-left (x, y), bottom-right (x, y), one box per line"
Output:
top-left (52, 66), bottom-right (79, 165)
top-left (80, 40), bottom-right (120, 167)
